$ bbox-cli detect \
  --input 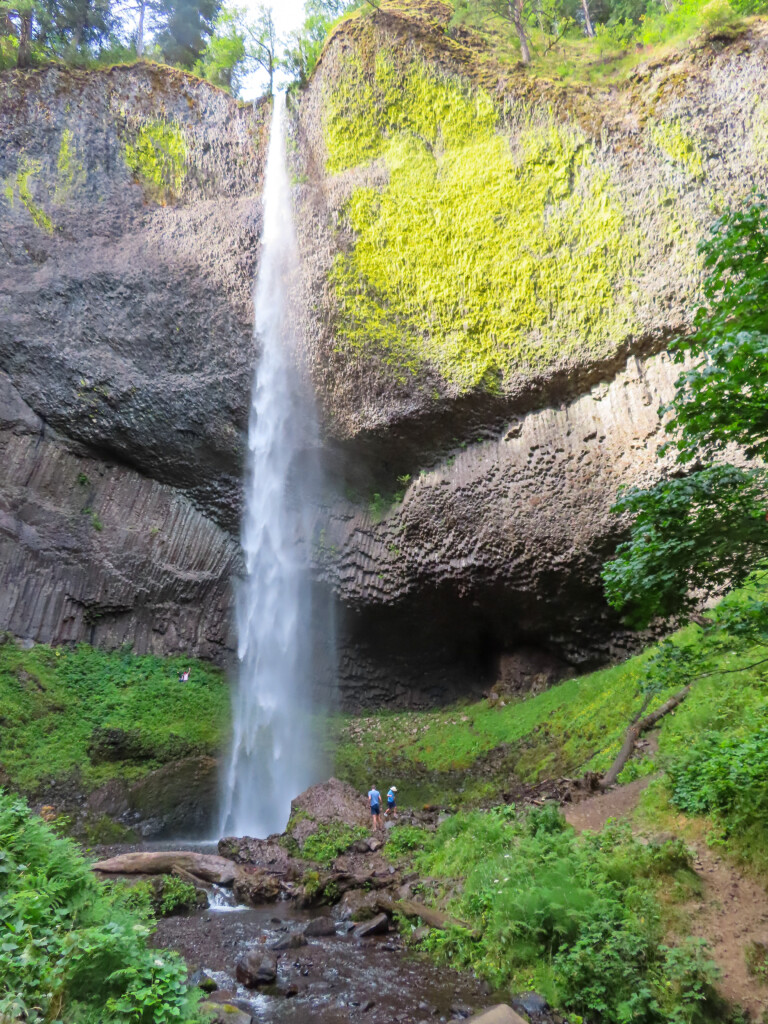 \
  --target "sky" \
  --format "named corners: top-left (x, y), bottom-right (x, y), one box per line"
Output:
top-left (239, 0), bottom-right (307, 99)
